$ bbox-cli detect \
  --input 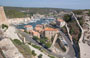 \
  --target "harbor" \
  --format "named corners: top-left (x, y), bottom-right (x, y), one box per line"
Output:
top-left (16, 18), bottom-right (55, 29)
